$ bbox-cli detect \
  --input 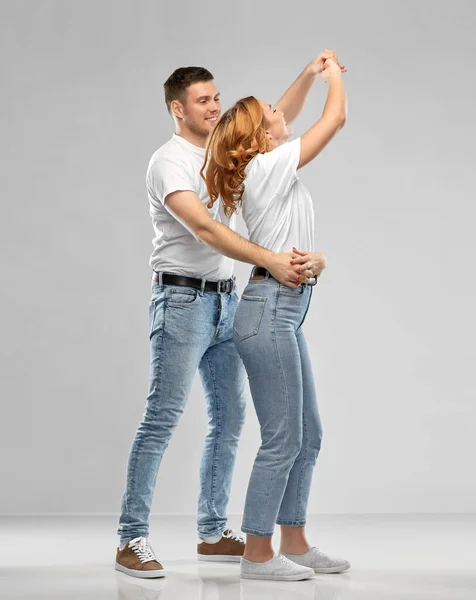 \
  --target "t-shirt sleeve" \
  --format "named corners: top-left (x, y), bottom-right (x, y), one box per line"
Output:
top-left (147, 156), bottom-right (196, 206)
top-left (256, 137), bottom-right (301, 197)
